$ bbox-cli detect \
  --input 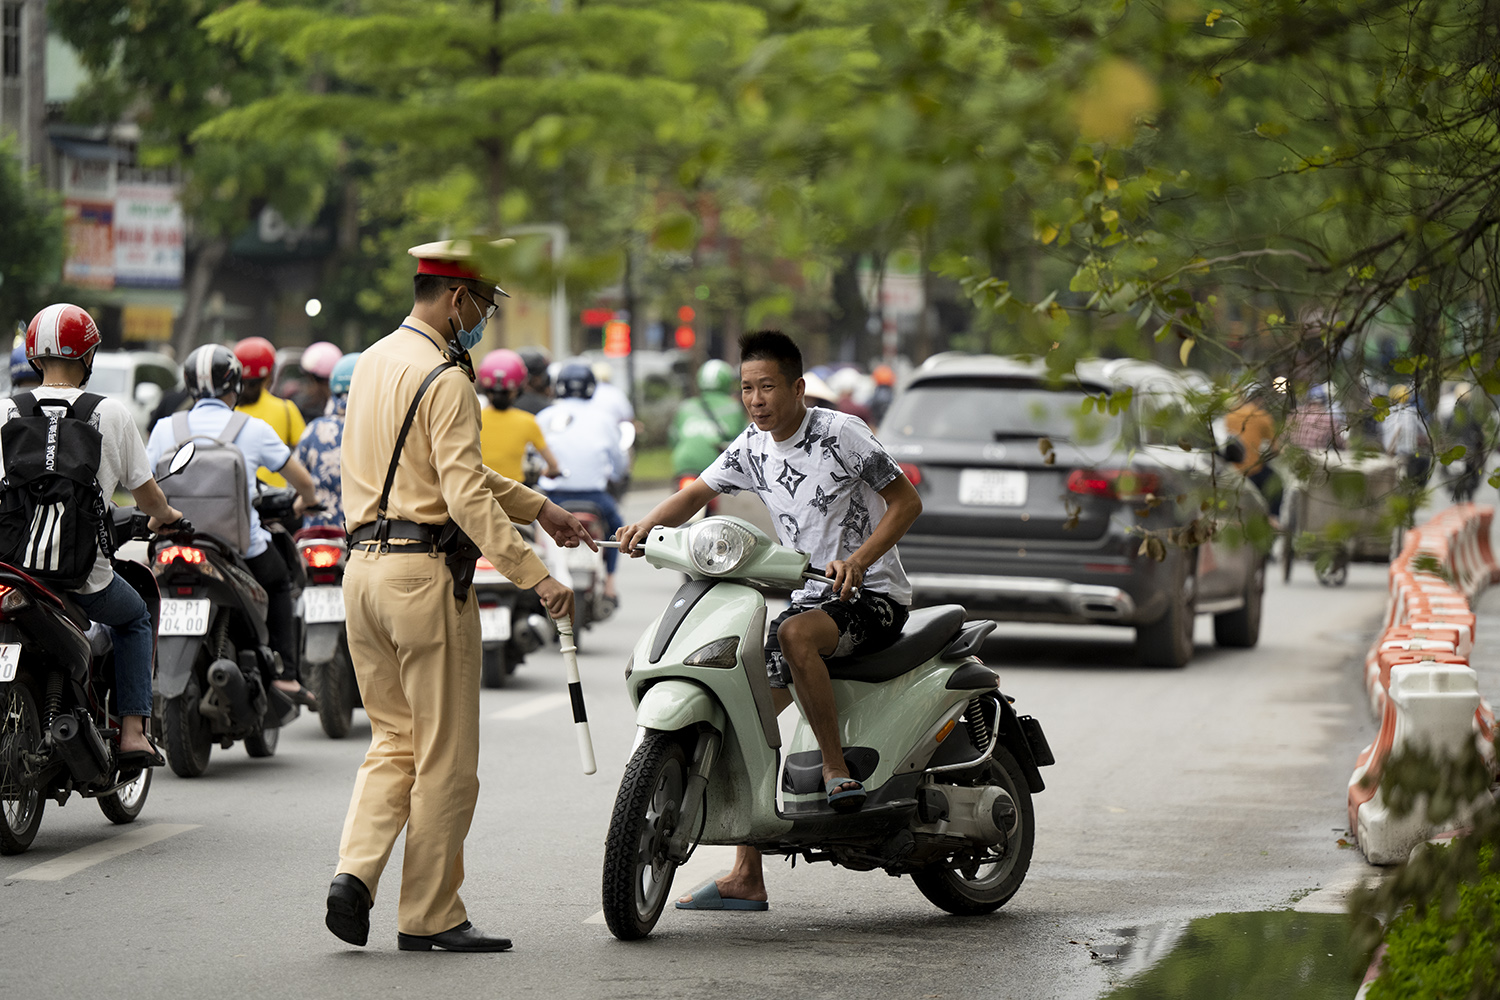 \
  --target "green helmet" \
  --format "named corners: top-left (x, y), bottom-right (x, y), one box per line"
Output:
top-left (697, 358), bottom-right (737, 394)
